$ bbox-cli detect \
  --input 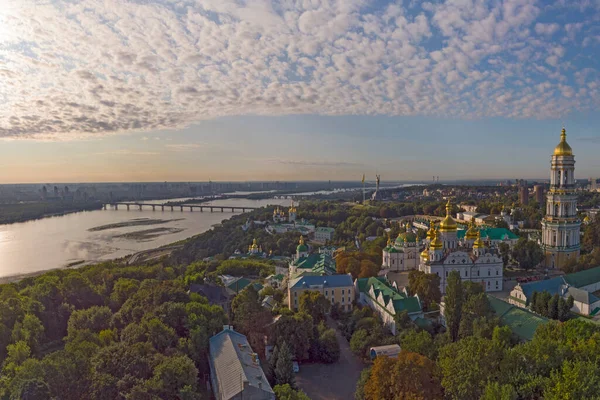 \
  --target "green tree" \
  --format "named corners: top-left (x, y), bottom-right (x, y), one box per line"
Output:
top-left (408, 270), bottom-right (441, 311)
top-left (11, 314), bottom-right (44, 354)
top-left (498, 242), bottom-right (511, 267)
top-left (144, 318), bottom-right (177, 352)
top-left (272, 313), bottom-right (314, 361)
top-left (317, 328), bottom-right (340, 364)
top-left (273, 384), bottom-right (310, 400)
top-left (349, 329), bottom-right (369, 358)
top-left (399, 330), bottom-right (437, 361)
top-left (354, 367), bottom-right (371, 400)
top-left (548, 294), bottom-right (560, 320)
top-left (12, 378), bottom-right (51, 400)
top-left (275, 342), bottom-right (294, 387)
top-left (298, 291), bottom-right (330, 323)
top-left (481, 382), bottom-right (517, 400)
top-left (110, 278), bottom-right (140, 309)
top-left (511, 238), bottom-right (544, 270)
top-left (444, 271), bottom-right (463, 342)
top-left (438, 336), bottom-right (504, 400)
top-left (544, 360), bottom-right (600, 400)
top-left (149, 355), bottom-right (199, 400)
